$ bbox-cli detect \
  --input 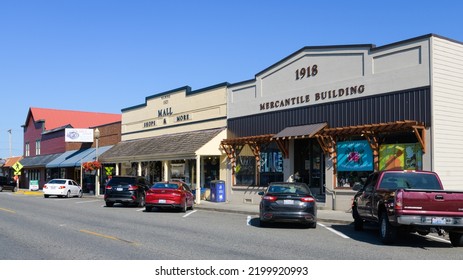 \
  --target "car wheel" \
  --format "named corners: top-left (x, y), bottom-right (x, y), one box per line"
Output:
top-left (138, 195), bottom-right (145, 207)
top-left (449, 232), bottom-right (463, 247)
top-left (379, 211), bottom-right (396, 244)
top-left (44, 194), bottom-right (49, 198)
top-left (145, 206), bottom-right (153, 212)
top-left (0, 186), bottom-right (3, 192)
top-left (308, 222), bottom-right (317, 229)
top-left (182, 201), bottom-right (187, 212)
top-left (189, 201), bottom-right (194, 210)
top-left (78, 190), bottom-right (83, 198)
top-left (105, 201), bottom-right (114, 207)
top-left (352, 205), bottom-right (364, 231)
